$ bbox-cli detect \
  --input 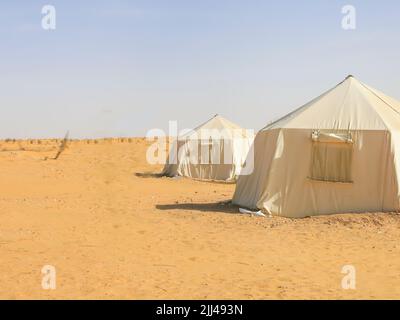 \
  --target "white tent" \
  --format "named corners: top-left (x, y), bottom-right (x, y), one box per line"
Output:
top-left (162, 115), bottom-right (254, 182)
top-left (233, 75), bottom-right (400, 217)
